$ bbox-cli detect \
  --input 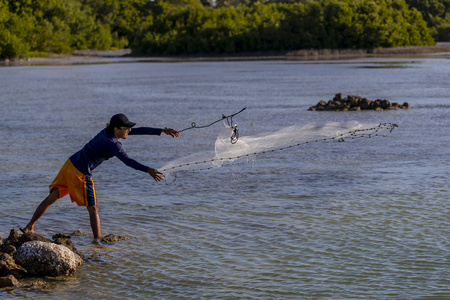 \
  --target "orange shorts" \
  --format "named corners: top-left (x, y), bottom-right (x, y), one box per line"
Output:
top-left (49, 159), bottom-right (97, 207)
